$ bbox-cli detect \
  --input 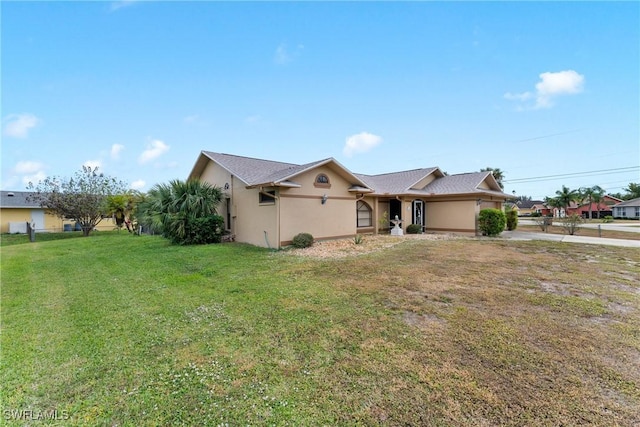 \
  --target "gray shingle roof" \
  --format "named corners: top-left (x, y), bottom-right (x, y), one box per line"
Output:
top-left (202, 152), bottom-right (301, 186)
top-left (355, 168), bottom-right (439, 194)
top-left (613, 197), bottom-right (640, 207)
top-left (197, 152), bottom-right (508, 198)
top-left (421, 172), bottom-right (501, 196)
top-left (0, 191), bottom-right (40, 208)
